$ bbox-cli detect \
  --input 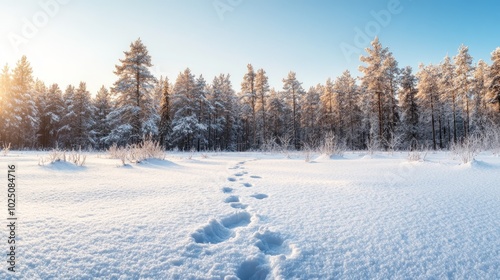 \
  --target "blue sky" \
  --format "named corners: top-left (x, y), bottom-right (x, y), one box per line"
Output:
top-left (1, 0), bottom-right (500, 94)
